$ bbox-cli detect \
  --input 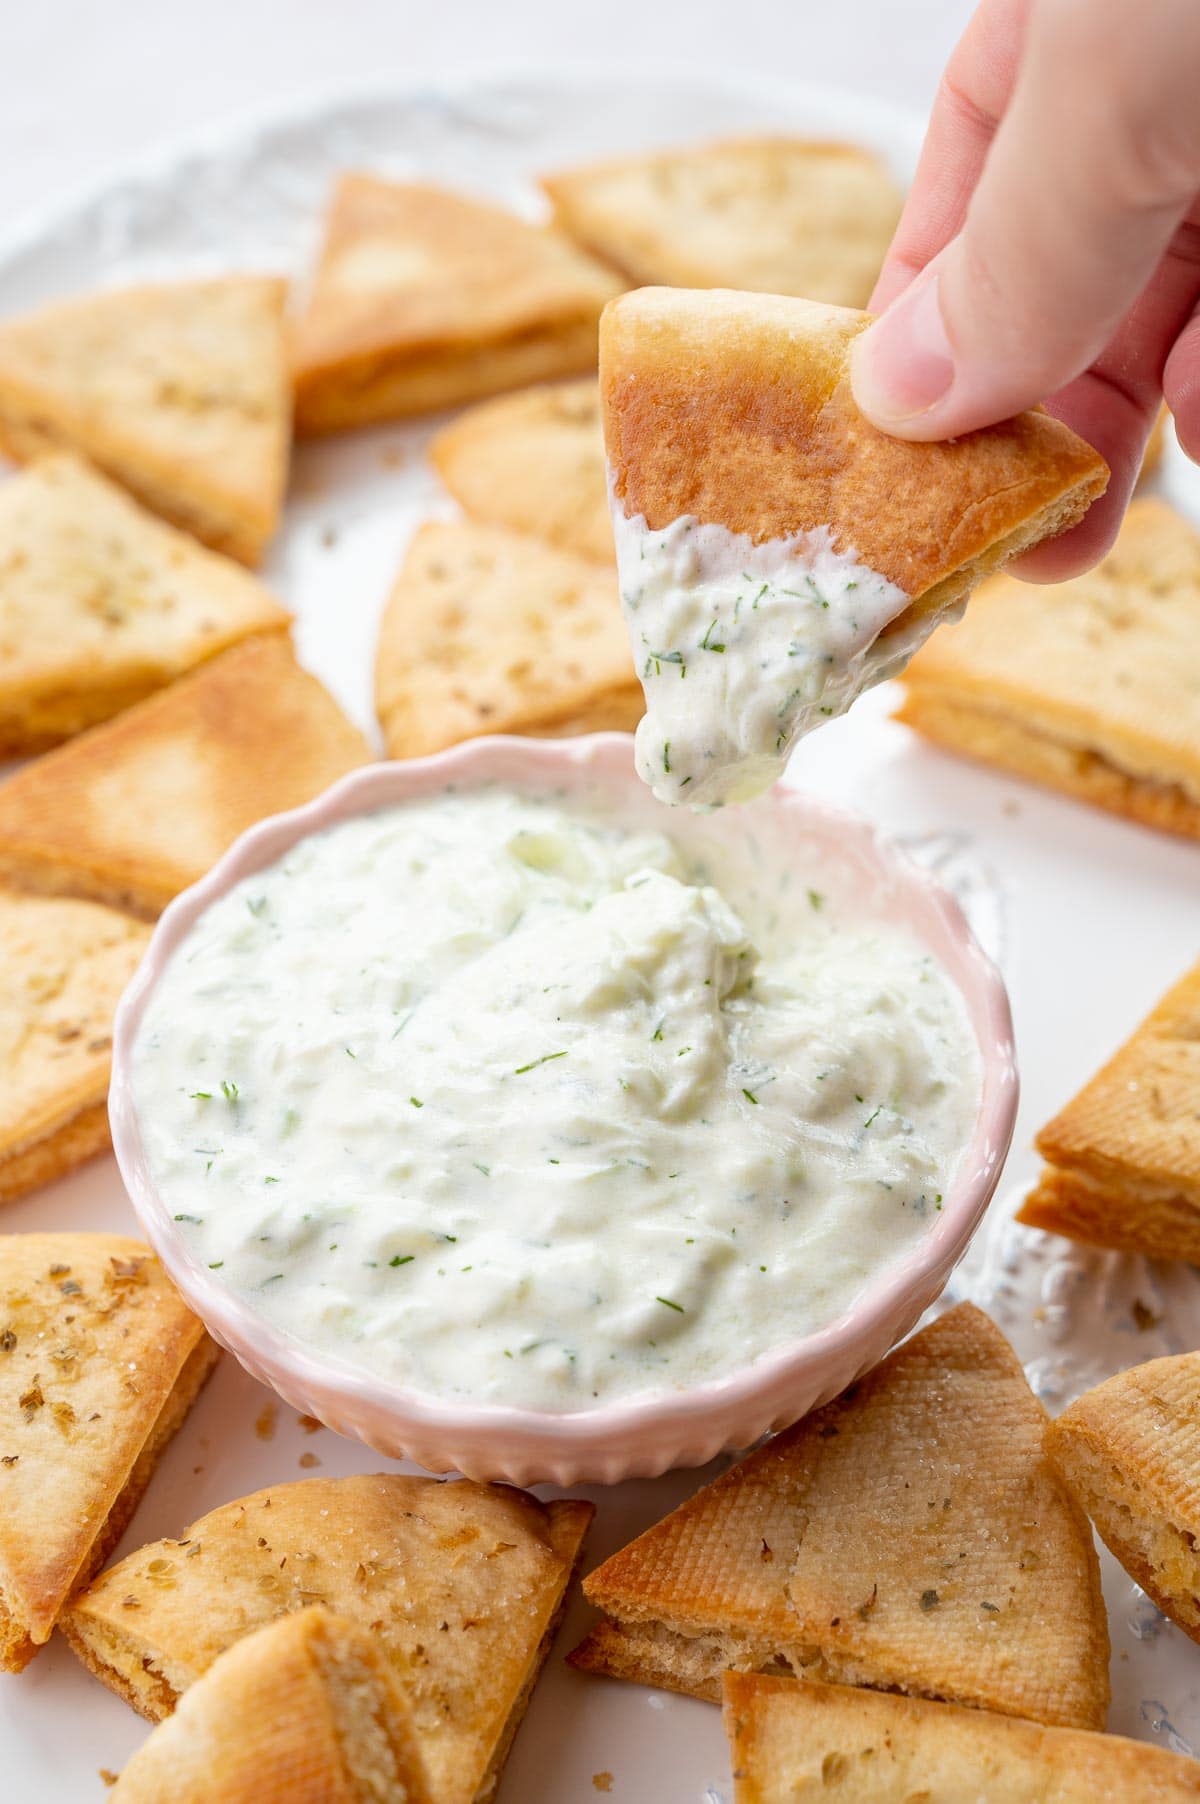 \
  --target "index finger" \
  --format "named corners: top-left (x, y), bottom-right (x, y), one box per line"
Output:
top-left (870, 0), bottom-right (1029, 311)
